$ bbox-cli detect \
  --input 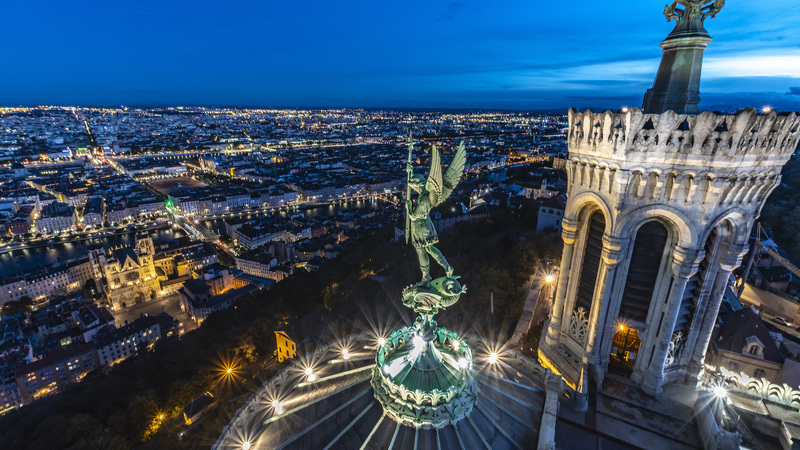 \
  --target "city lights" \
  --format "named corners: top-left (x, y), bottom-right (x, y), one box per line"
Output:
top-left (545, 274), bottom-right (554, 283)
top-left (488, 352), bottom-right (498, 364)
top-left (377, 337), bottom-right (386, 347)
top-left (341, 348), bottom-right (350, 360)
top-left (458, 357), bottom-right (469, 369)
top-left (271, 400), bottom-right (283, 414)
